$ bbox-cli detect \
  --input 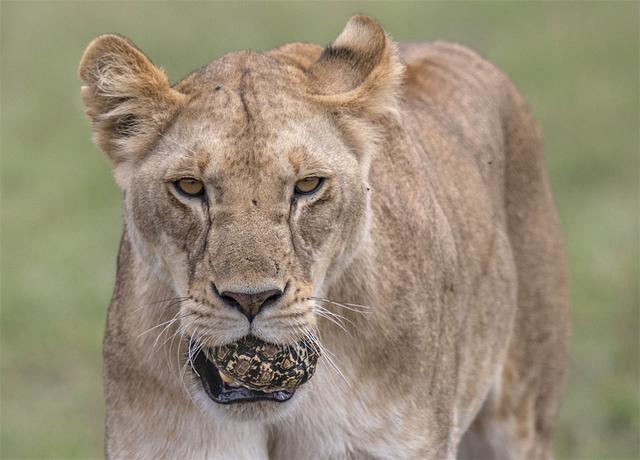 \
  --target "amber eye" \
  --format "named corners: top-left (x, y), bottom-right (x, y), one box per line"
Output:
top-left (294, 177), bottom-right (323, 195)
top-left (174, 178), bottom-right (205, 197)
